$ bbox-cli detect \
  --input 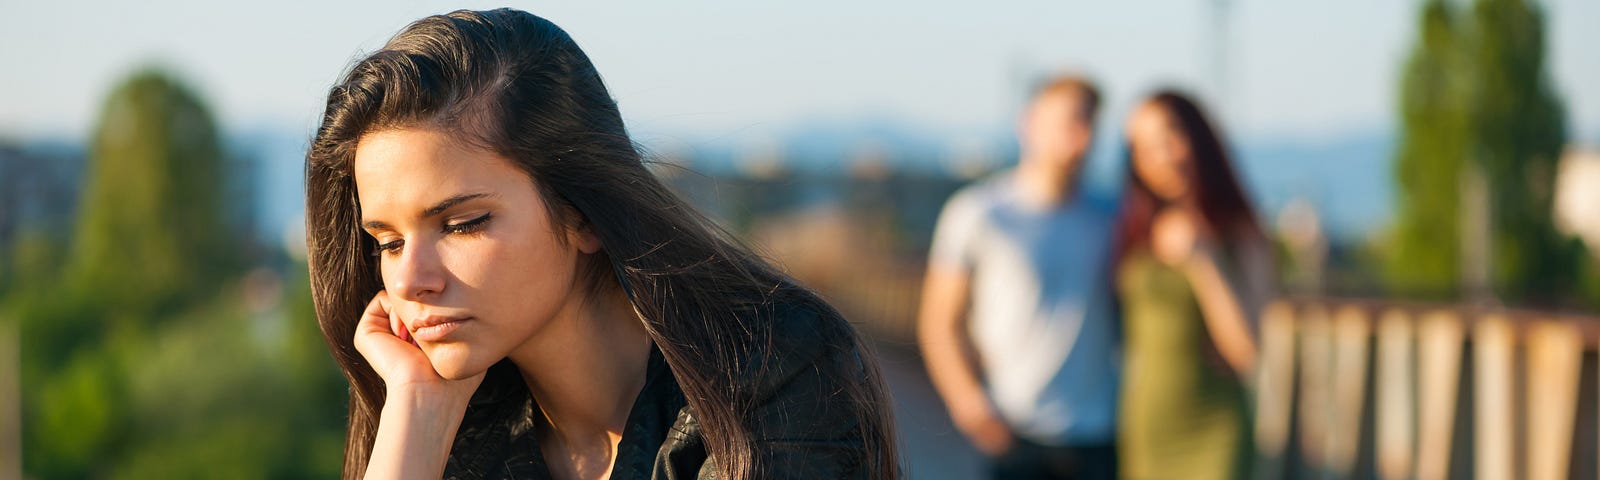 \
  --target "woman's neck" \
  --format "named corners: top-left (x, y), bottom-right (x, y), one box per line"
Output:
top-left (508, 285), bottom-right (652, 477)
